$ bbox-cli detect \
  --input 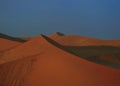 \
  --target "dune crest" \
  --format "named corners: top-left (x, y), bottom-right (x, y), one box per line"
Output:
top-left (49, 32), bottom-right (65, 39)
top-left (0, 33), bottom-right (26, 42)
top-left (49, 33), bottom-right (120, 47)
top-left (49, 34), bottom-right (104, 46)
top-left (0, 35), bottom-right (52, 64)
top-left (0, 34), bottom-right (120, 86)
